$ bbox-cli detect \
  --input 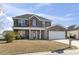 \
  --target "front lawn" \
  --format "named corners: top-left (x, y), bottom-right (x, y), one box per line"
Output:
top-left (0, 40), bottom-right (69, 55)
